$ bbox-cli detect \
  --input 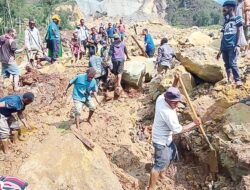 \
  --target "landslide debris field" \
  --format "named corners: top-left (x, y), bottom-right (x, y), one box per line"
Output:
top-left (1, 20), bottom-right (250, 190)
